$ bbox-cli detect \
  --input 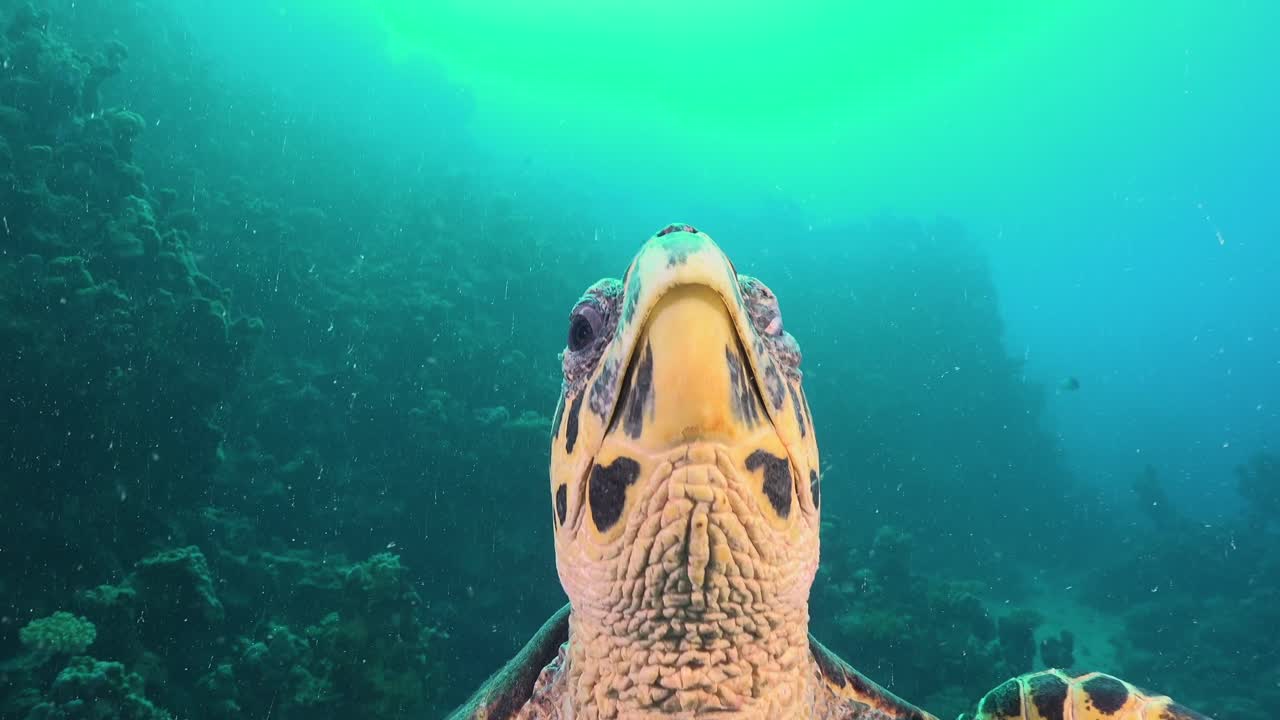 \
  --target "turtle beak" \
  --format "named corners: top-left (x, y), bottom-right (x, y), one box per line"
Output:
top-left (607, 283), bottom-right (766, 449)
